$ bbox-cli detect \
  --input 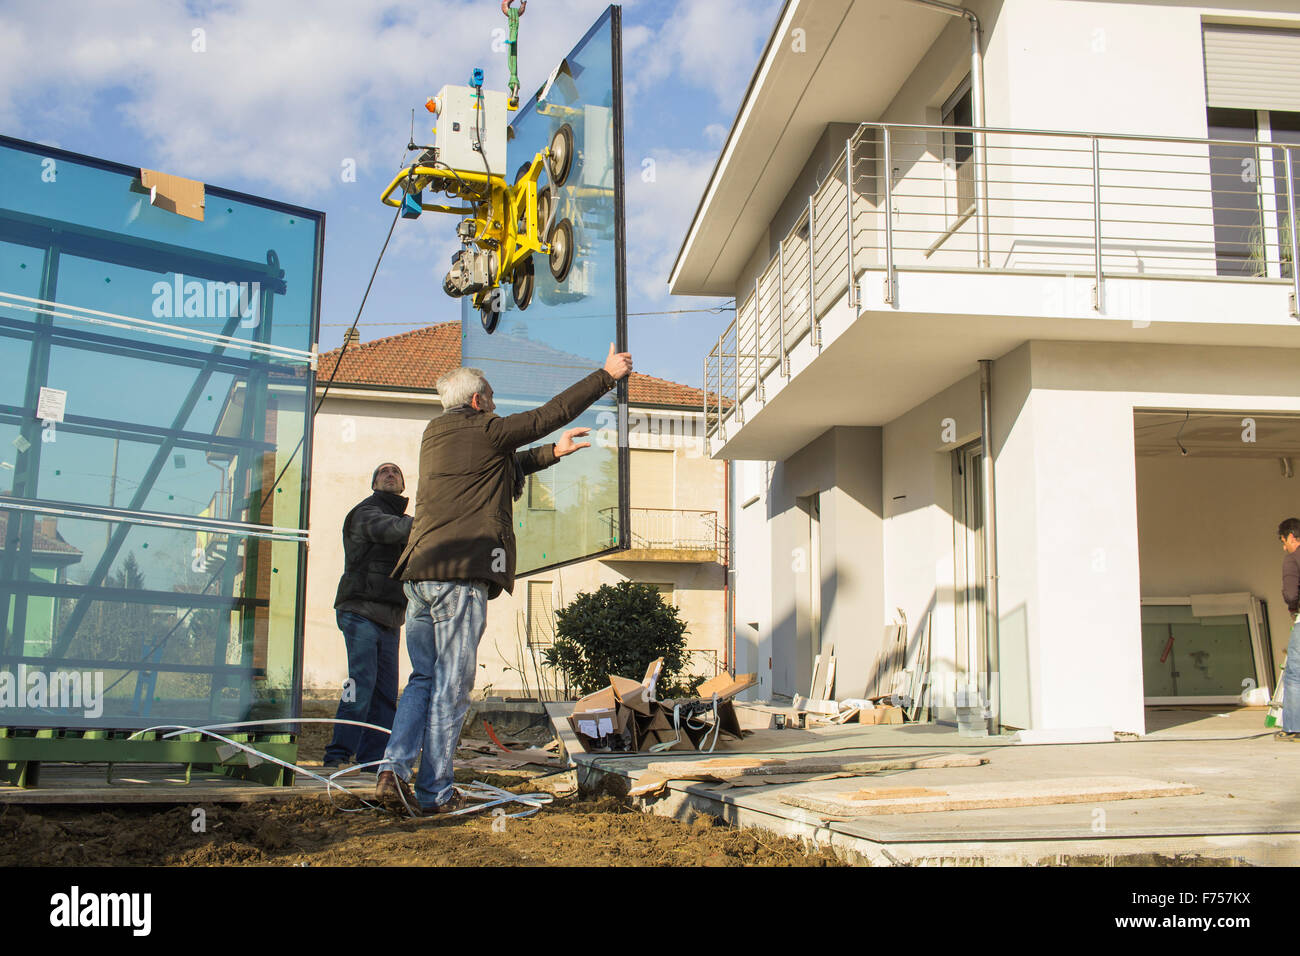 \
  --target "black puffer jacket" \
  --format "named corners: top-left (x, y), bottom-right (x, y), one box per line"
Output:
top-left (334, 491), bottom-right (414, 629)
